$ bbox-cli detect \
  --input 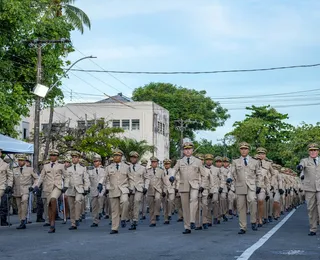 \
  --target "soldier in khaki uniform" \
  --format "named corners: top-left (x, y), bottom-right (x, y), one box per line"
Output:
top-left (271, 164), bottom-right (284, 220)
top-left (0, 148), bottom-right (13, 206)
top-left (13, 155), bottom-right (39, 229)
top-left (127, 151), bottom-right (149, 230)
top-left (173, 141), bottom-right (205, 234)
top-left (37, 149), bottom-right (66, 233)
top-left (139, 158), bottom-right (148, 220)
top-left (297, 143), bottom-right (320, 236)
top-left (88, 155), bottom-right (106, 227)
top-left (64, 151), bottom-right (90, 230)
top-left (147, 156), bottom-right (165, 227)
top-left (229, 142), bottom-right (262, 234)
top-left (162, 159), bottom-right (176, 225)
top-left (218, 156), bottom-right (229, 222)
top-left (98, 149), bottom-right (133, 234)
top-left (223, 157), bottom-right (236, 217)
